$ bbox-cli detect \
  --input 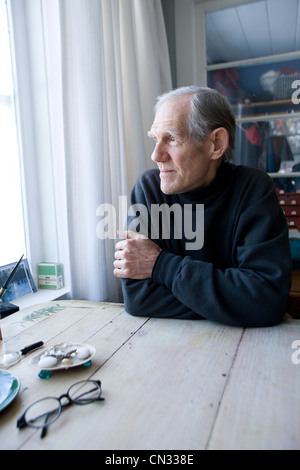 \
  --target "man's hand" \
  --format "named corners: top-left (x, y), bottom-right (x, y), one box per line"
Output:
top-left (113, 230), bottom-right (162, 279)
